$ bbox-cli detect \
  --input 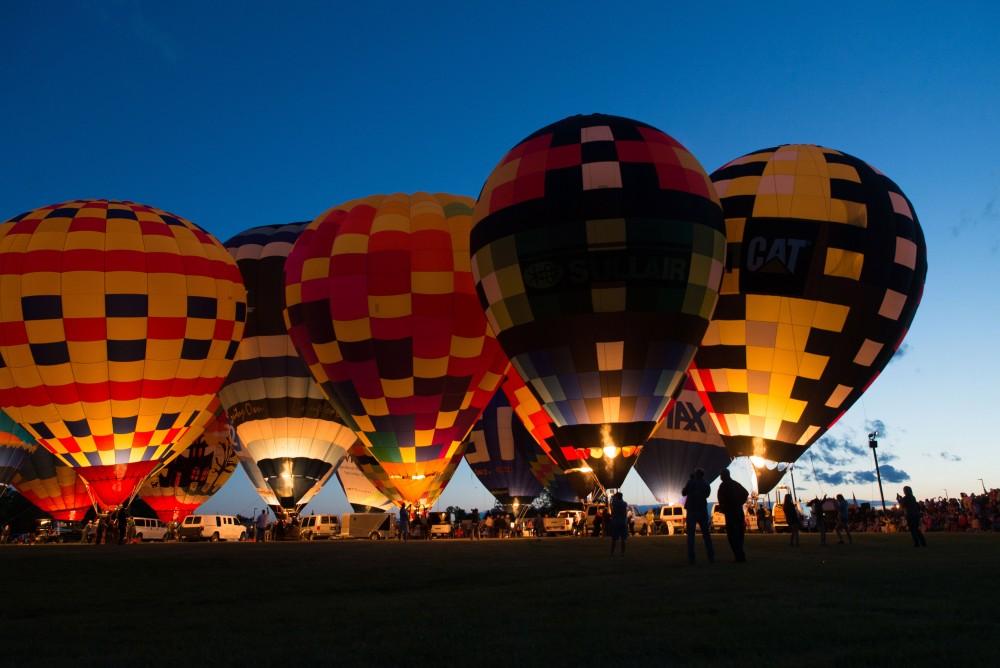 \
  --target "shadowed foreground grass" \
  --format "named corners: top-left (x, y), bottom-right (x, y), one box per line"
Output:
top-left (2, 533), bottom-right (999, 667)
